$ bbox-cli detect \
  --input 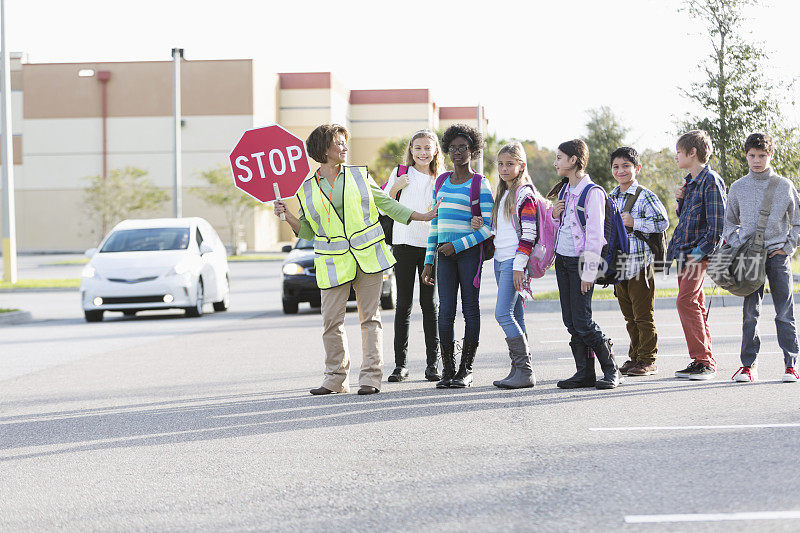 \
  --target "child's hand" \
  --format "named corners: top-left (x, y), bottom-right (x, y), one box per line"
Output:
top-left (552, 200), bottom-right (566, 219)
top-left (580, 280), bottom-right (593, 294)
top-left (675, 184), bottom-right (686, 200)
top-left (470, 216), bottom-right (483, 230)
top-left (395, 174), bottom-right (411, 190)
top-left (513, 270), bottom-right (525, 292)
top-left (621, 213), bottom-right (634, 228)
